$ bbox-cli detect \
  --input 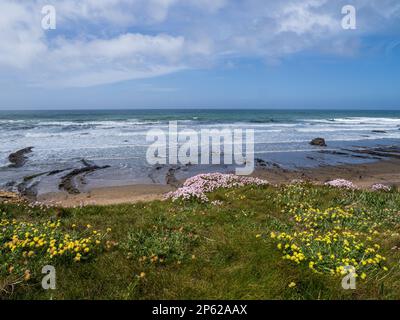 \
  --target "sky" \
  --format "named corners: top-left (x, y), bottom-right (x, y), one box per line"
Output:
top-left (0, 0), bottom-right (399, 110)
